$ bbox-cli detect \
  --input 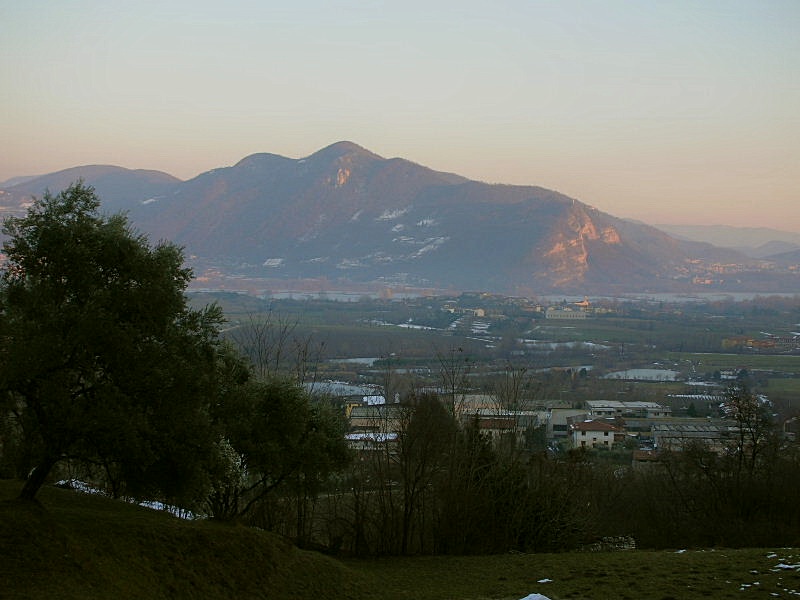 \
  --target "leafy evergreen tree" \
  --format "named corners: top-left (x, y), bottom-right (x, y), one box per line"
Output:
top-left (0, 182), bottom-right (224, 501)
